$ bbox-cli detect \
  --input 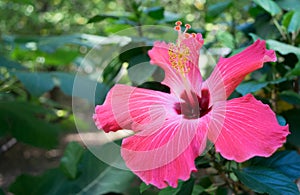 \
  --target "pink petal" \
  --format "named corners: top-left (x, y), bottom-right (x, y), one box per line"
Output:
top-left (121, 115), bottom-right (210, 188)
top-left (93, 84), bottom-right (179, 133)
top-left (204, 40), bottom-right (277, 103)
top-left (209, 94), bottom-right (289, 162)
top-left (148, 34), bottom-right (204, 97)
